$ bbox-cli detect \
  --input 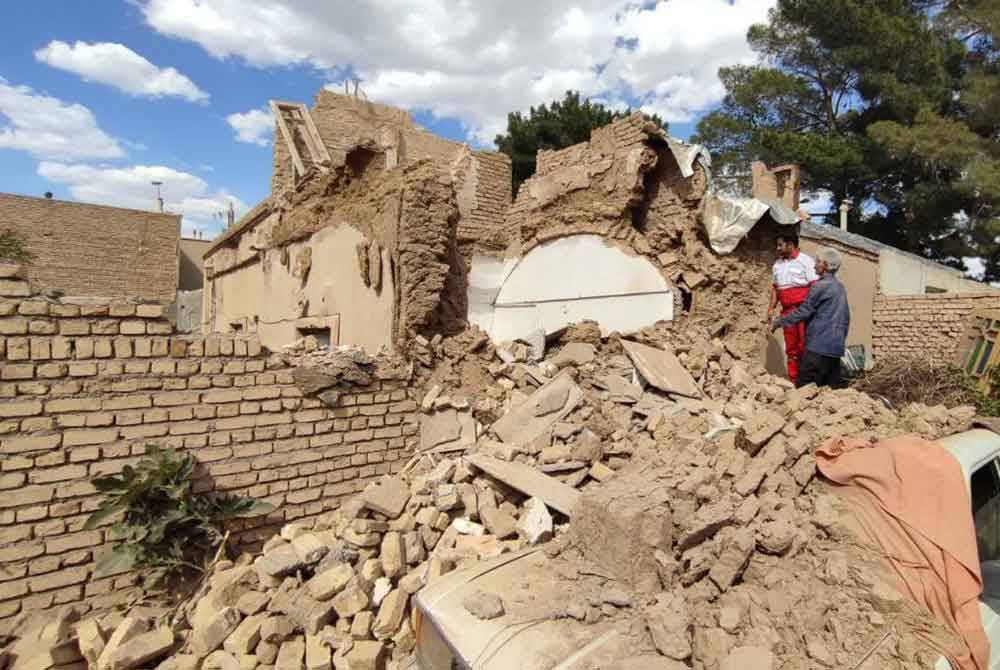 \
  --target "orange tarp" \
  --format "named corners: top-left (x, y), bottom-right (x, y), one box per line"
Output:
top-left (817, 435), bottom-right (989, 670)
